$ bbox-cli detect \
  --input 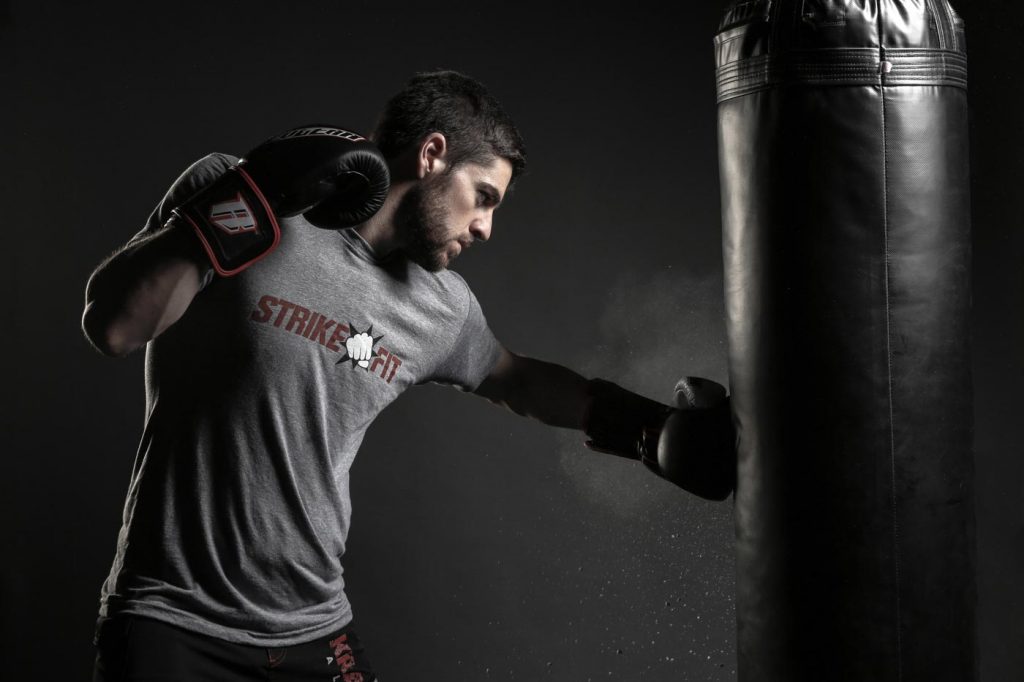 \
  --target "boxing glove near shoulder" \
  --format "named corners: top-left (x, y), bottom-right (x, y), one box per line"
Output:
top-left (173, 125), bottom-right (390, 276)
